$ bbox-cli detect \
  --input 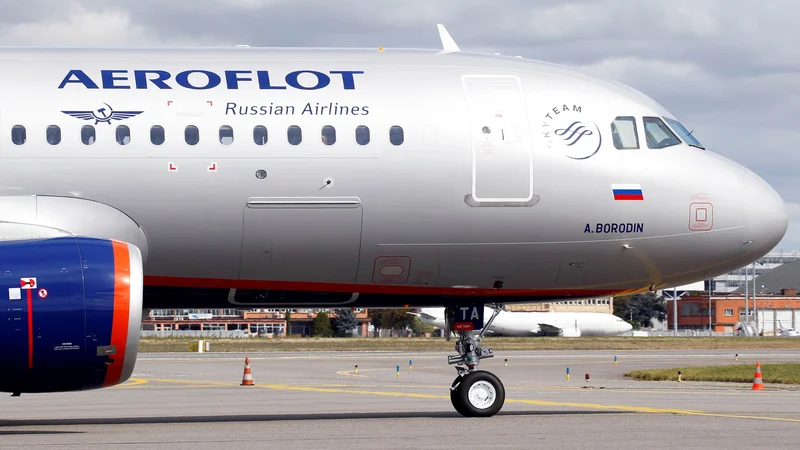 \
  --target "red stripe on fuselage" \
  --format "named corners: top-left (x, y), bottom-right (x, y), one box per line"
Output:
top-left (143, 275), bottom-right (622, 298)
top-left (103, 241), bottom-right (131, 387)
